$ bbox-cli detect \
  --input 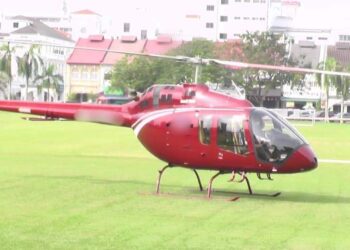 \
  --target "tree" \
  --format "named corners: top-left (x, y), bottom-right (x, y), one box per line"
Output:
top-left (316, 57), bottom-right (337, 121)
top-left (0, 43), bottom-right (16, 100)
top-left (335, 64), bottom-right (350, 121)
top-left (232, 32), bottom-right (300, 107)
top-left (0, 71), bottom-right (9, 99)
top-left (110, 40), bottom-right (239, 92)
top-left (34, 64), bottom-right (63, 102)
top-left (18, 45), bottom-right (43, 100)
